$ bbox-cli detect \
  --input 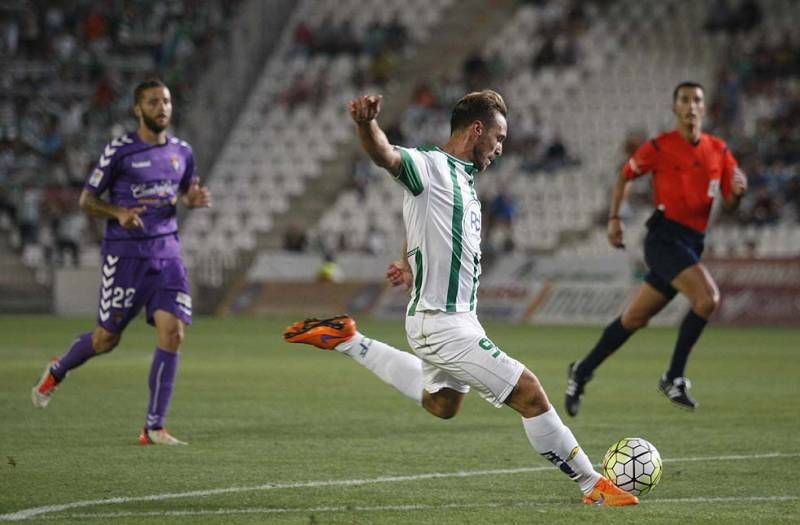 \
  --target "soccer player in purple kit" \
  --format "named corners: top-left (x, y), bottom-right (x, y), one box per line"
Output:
top-left (32, 79), bottom-right (211, 446)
